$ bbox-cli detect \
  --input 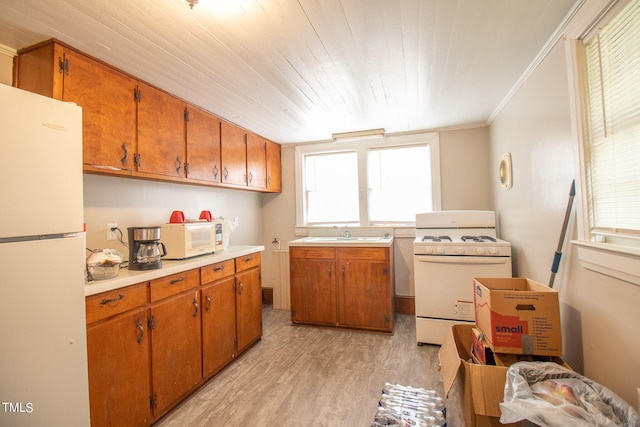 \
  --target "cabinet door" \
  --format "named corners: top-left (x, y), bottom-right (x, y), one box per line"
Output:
top-left (246, 132), bottom-right (266, 189)
top-left (14, 41), bottom-right (63, 99)
top-left (201, 277), bottom-right (236, 378)
top-left (150, 290), bottom-right (202, 416)
top-left (63, 49), bottom-right (137, 175)
top-left (266, 140), bottom-right (282, 192)
top-left (220, 121), bottom-right (247, 186)
top-left (87, 308), bottom-right (152, 427)
top-left (235, 268), bottom-right (262, 353)
top-left (290, 257), bottom-right (337, 325)
top-left (136, 82), bottom-right (186, 180)
top-left (186, 105), bottom-right (221, 184)
top-left (337, 249), bottom-right (392, 331)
